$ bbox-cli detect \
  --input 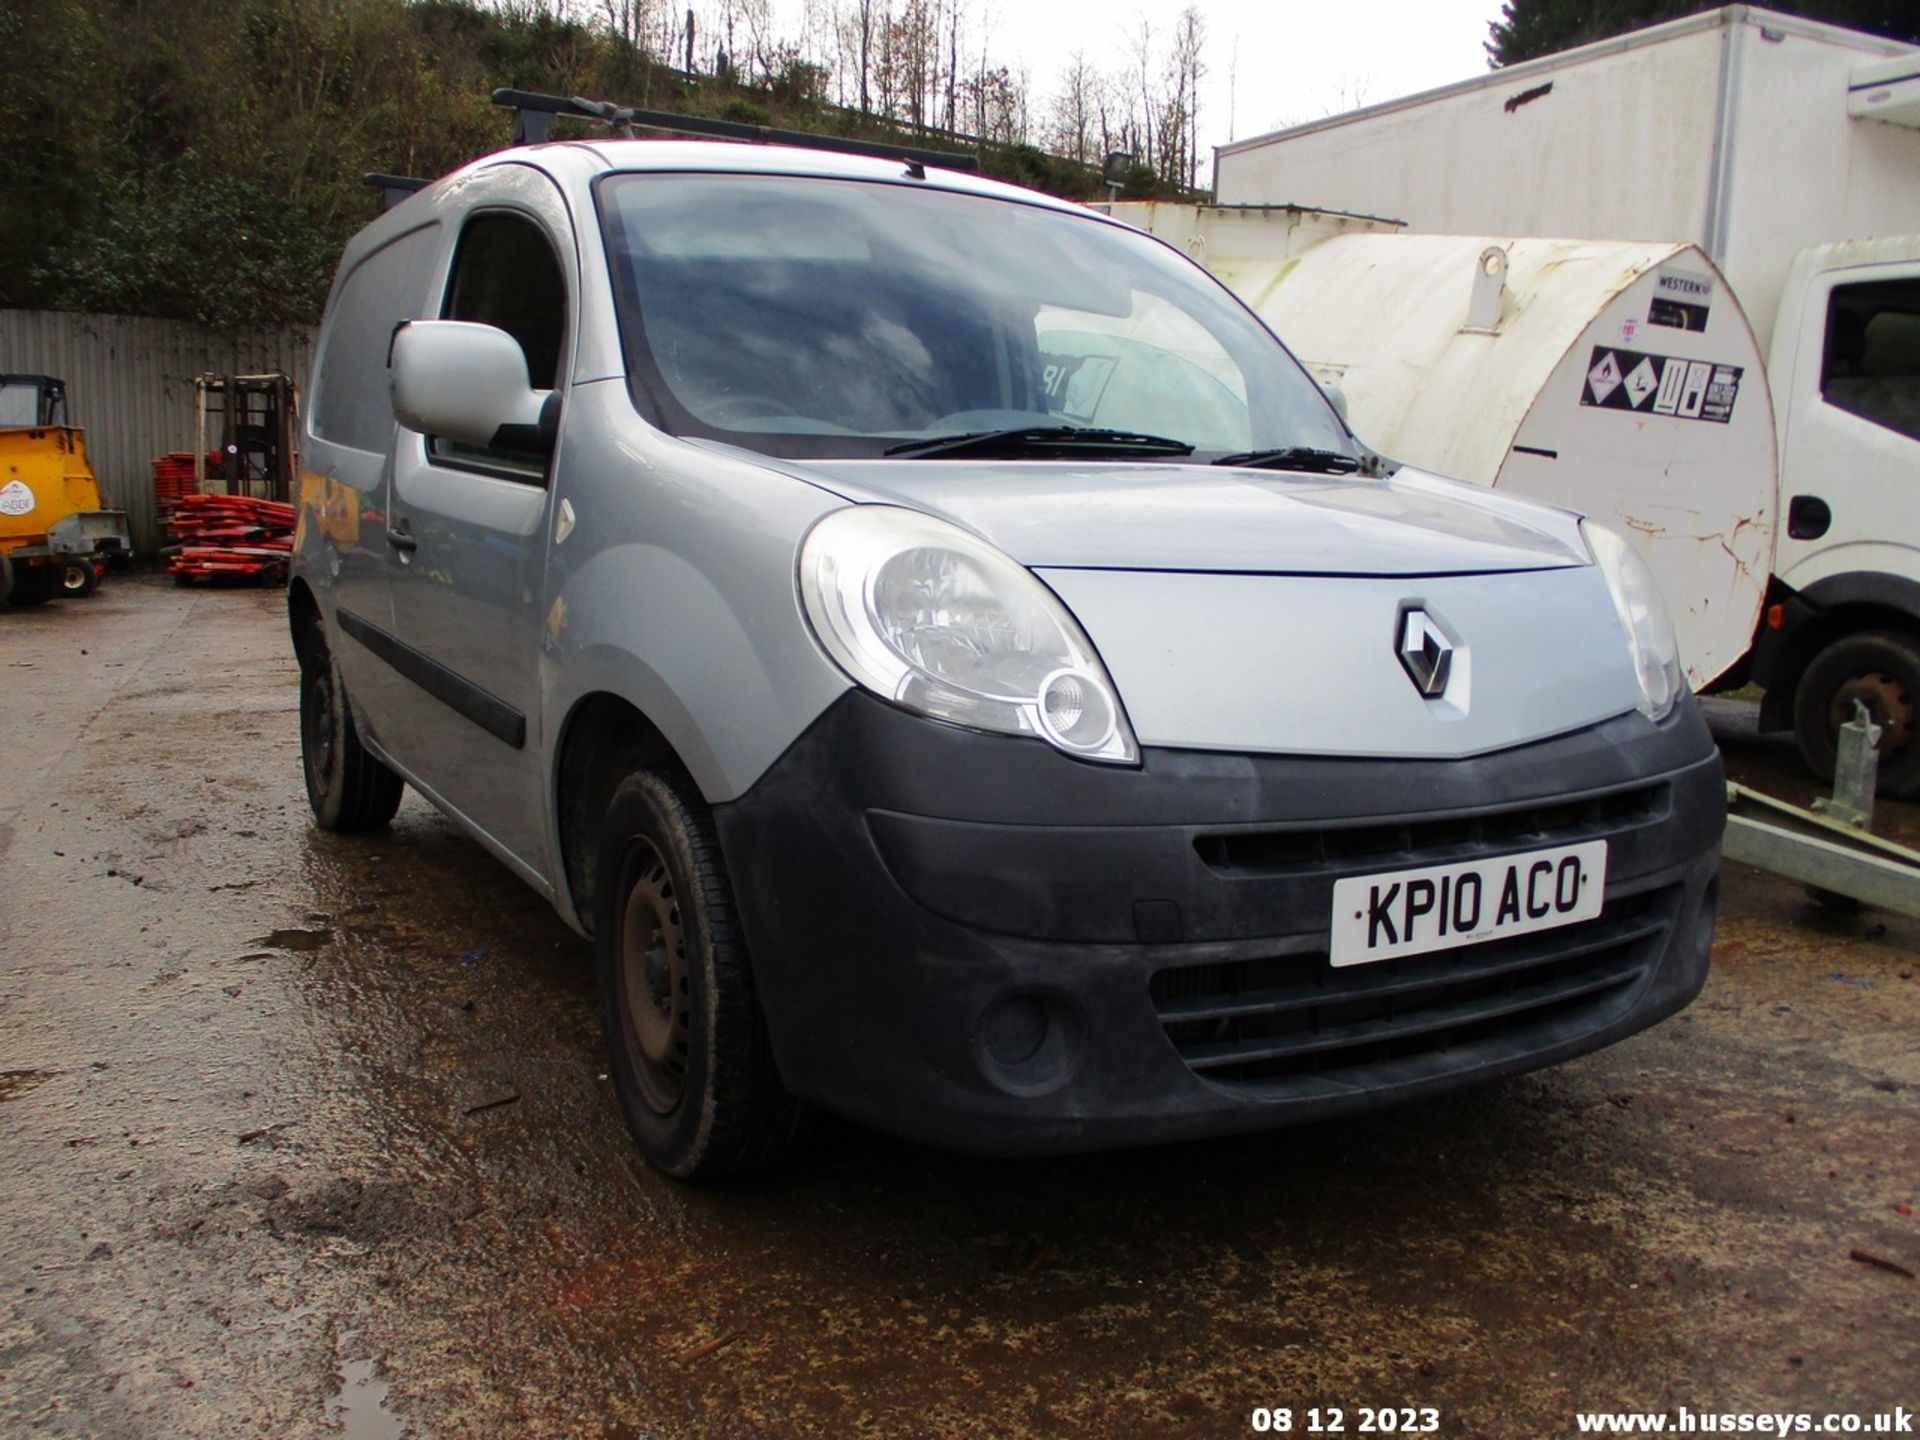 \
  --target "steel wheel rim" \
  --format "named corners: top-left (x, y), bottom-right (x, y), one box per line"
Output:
top-left (302, 664), bottom-right (336, 791)
top-left (620, 841), bottom-right (690, 1115)
top-left (60, 564), bottom-right (89, 593)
